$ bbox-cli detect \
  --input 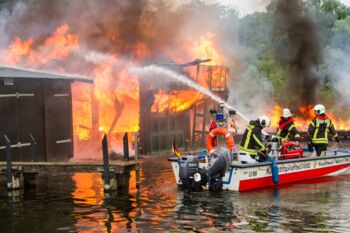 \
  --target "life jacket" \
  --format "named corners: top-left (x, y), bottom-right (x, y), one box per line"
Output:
top-left (277, 117), bottom-right (300, 142)
top-left (239, 120), bottom-right (266, 156)
top-left (209, 120), bottom-right (217, 147)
